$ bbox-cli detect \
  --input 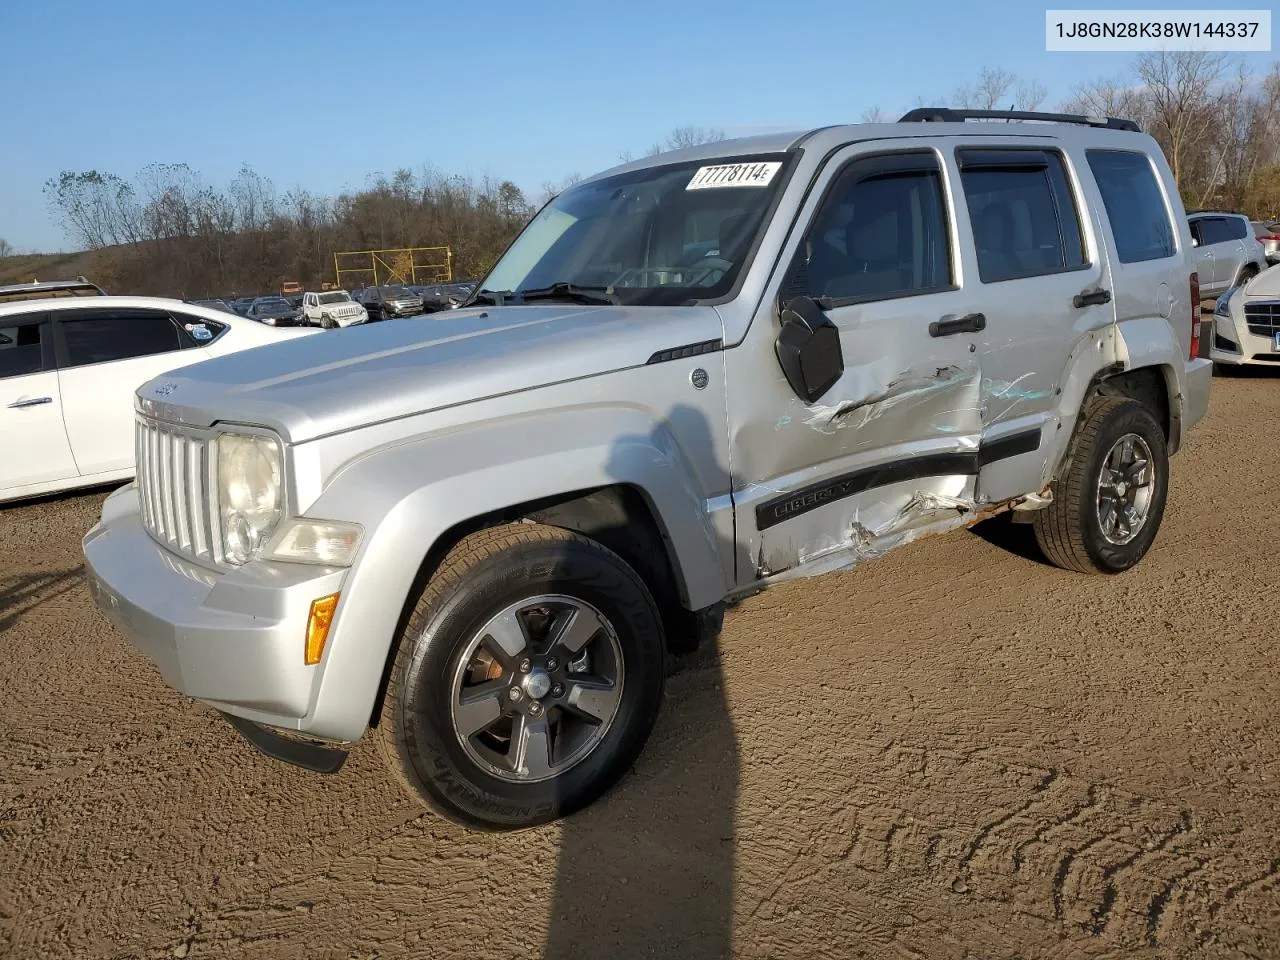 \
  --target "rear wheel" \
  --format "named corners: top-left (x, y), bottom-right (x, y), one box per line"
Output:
top-left (1033, 396), bottom-right (1169, 574)
top-left (378, 523), bottom-right (666, 830)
